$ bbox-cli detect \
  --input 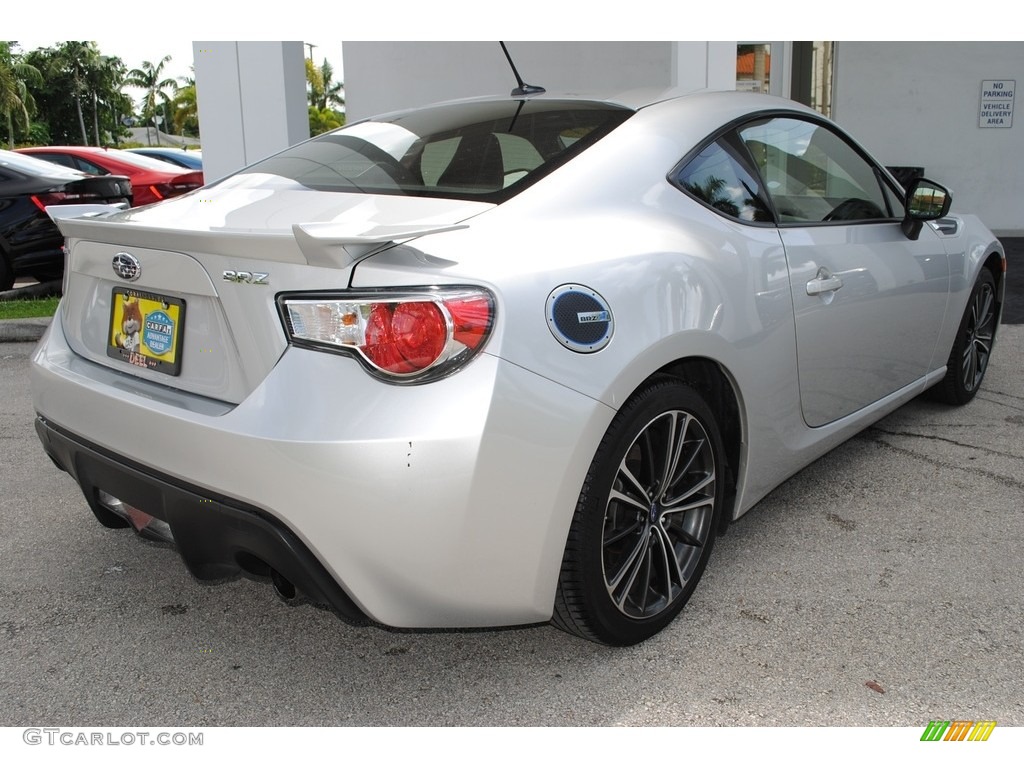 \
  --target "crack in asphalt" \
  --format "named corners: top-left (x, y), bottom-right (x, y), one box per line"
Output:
top-left (864, 435), bottom-right (1024, 493)
top-left (868, 426), bottom-right (1024, 461)
top-left (976, 393), bottom-right (1024, 413)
